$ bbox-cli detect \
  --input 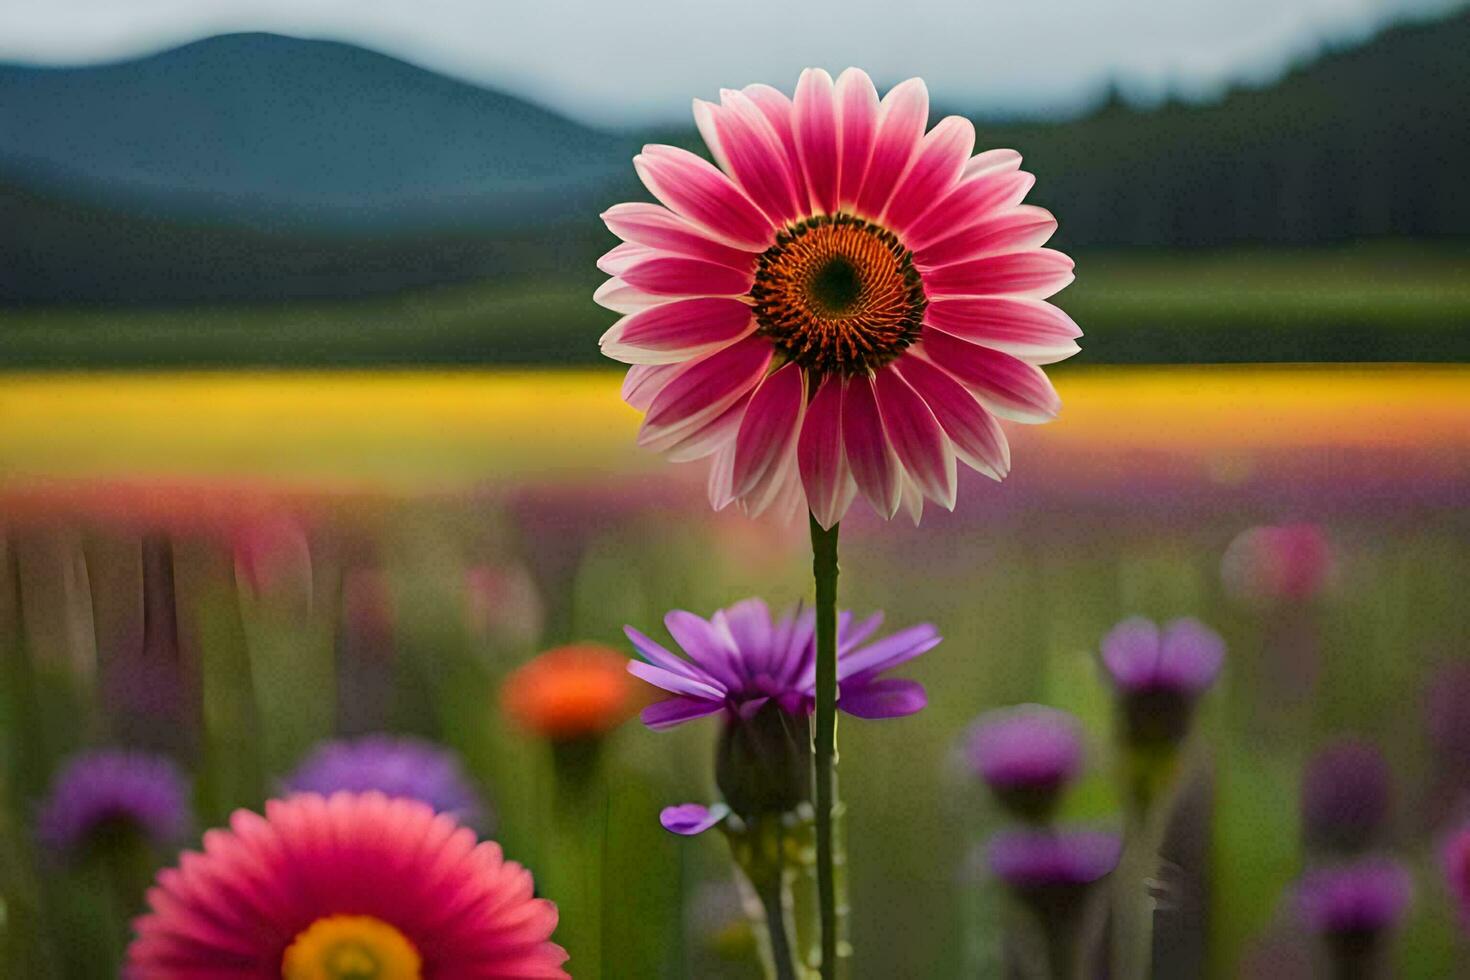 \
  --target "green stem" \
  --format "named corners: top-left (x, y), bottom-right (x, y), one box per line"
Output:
top-left (755, 858), bottom-right (800, 980)
top-left (808, 515), bottom-right (840, 980)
